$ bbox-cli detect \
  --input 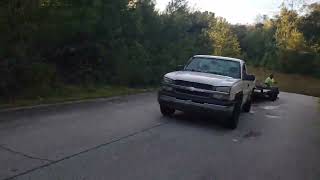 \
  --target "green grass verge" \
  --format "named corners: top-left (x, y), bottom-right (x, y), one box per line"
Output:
top-left (248, 66), bottom-right (320, 97)
top-left (0, 86), bottom-right (155, 110)
top-left (1, 67), bottom-right (319, 110)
